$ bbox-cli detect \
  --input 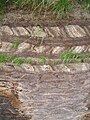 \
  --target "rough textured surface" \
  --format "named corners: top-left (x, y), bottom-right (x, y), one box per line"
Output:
top-left (0, 69), bottom-right (90, 120)
top-left (0, 25), bottom-right (88, 38)
top-left (0, 42), bottom-right (13, 52)
top-left (0, 22), bottom-right (90, 120)
top-left (65, 25), bottom-right (86, 37)
top-left (16, 42), bottom-right (30, 53)
top-left (0, 9), bottom-right (90, 27)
